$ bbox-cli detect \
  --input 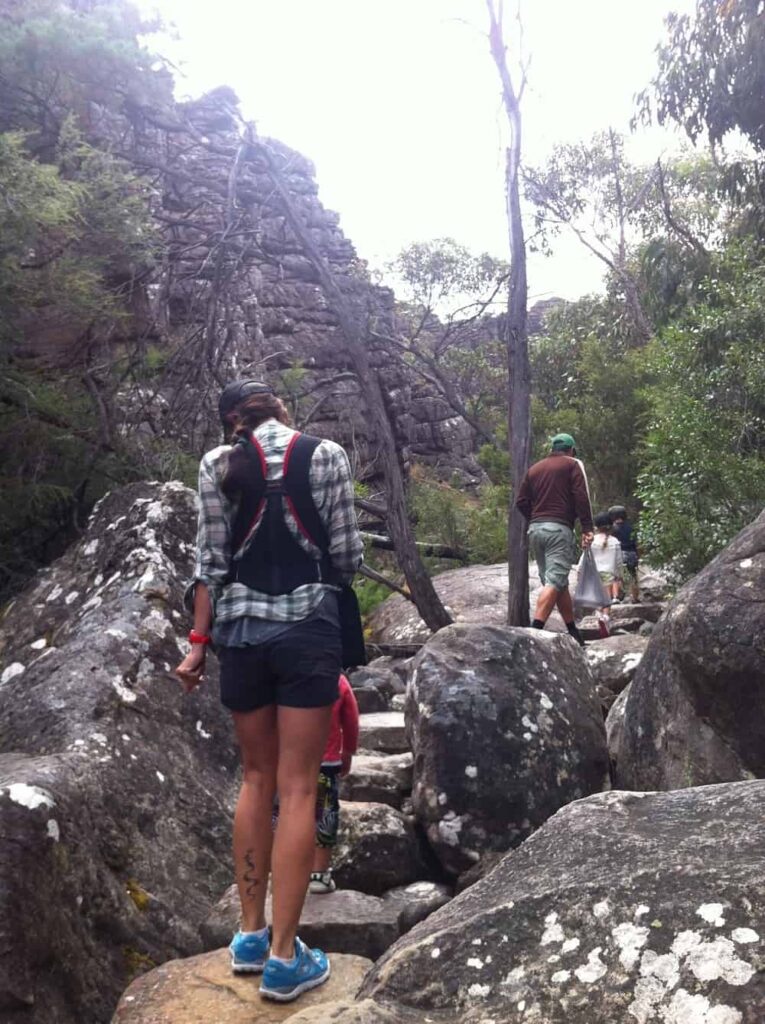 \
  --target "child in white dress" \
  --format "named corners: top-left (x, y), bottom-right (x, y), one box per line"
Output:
top-left (579, 511), bottom-right (623, 636)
